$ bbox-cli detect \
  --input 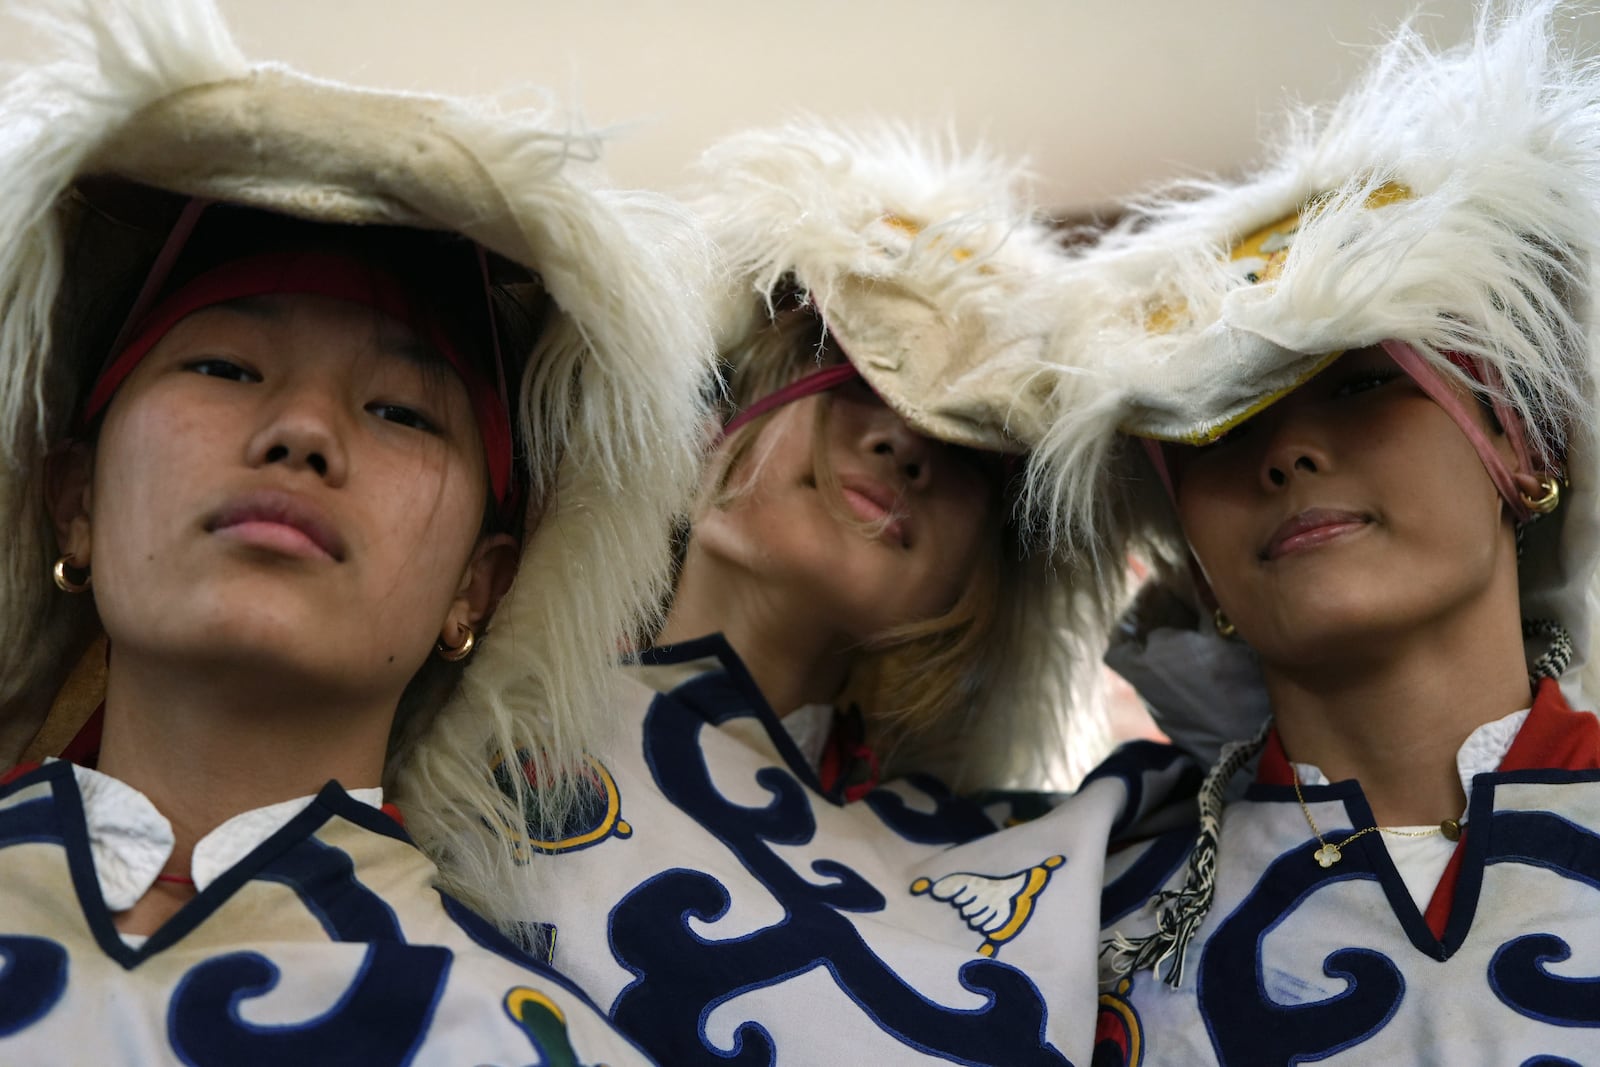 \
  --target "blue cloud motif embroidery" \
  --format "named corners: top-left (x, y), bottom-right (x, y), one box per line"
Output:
top-left (606, 696), bottom-right (1071, 1066)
